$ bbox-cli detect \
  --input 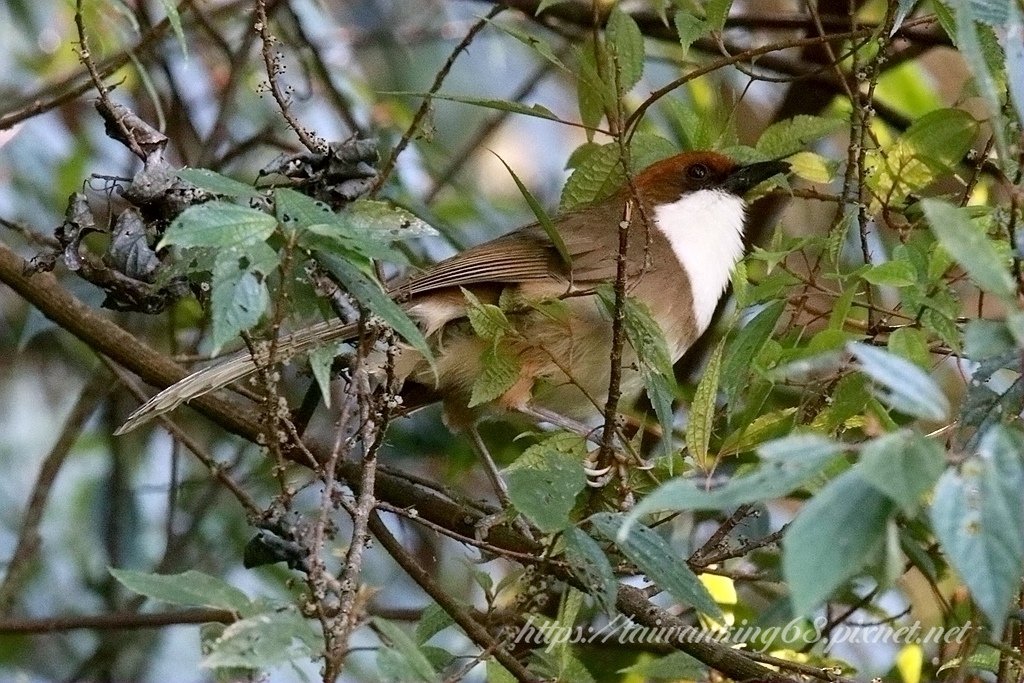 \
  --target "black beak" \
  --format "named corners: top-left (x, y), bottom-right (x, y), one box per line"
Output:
top-left (723, 159), bottom-right (790, 195)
